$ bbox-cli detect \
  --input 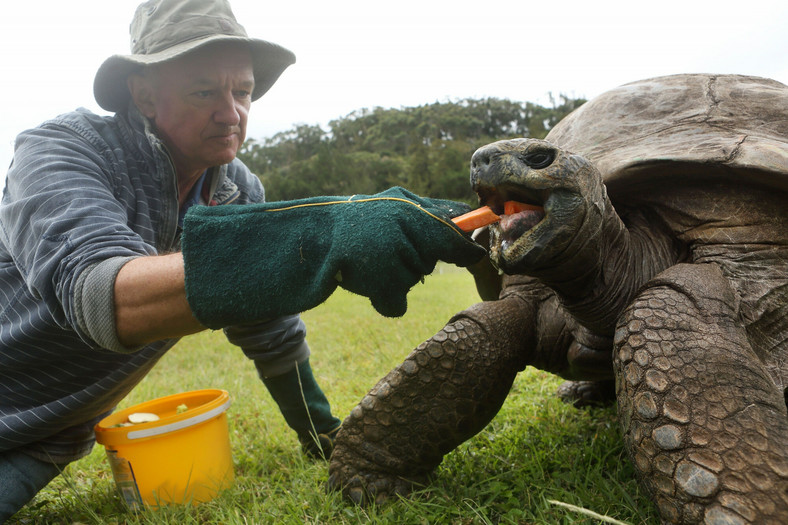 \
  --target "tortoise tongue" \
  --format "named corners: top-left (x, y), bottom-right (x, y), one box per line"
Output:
top-left (499, 201), bottom-right (545, 240)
